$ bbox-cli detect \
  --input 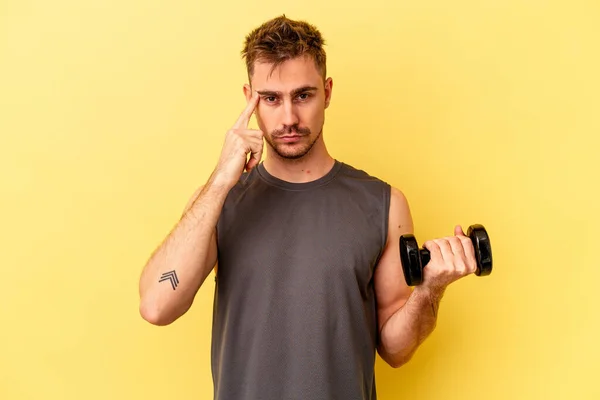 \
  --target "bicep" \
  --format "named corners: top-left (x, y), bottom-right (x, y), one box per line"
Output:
top-left (374, 186), bottom-right (414, 334)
